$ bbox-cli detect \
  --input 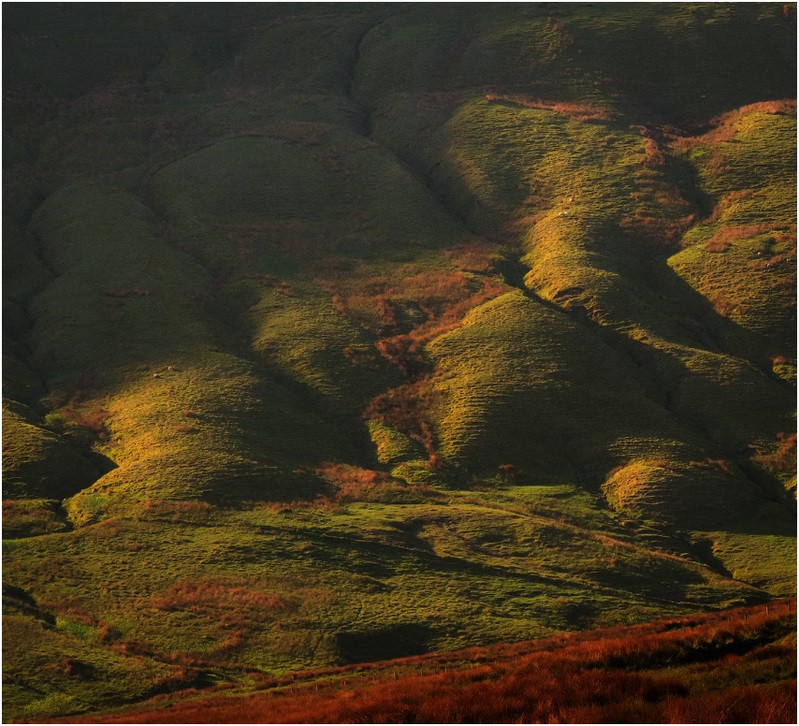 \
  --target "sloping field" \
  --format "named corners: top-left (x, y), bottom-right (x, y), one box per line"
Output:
top-left (62, 600), bottom-right (797, 724)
